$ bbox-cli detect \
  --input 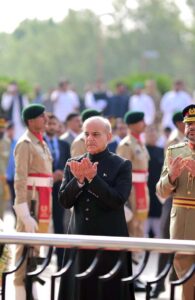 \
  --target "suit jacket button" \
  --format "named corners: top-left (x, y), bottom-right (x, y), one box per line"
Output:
top-left (85, 208), bottom-right (89, 211)
top-left (86, 199), bottom-right (90, 202)
top-left (85, 217), bottom-right (89, 221)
